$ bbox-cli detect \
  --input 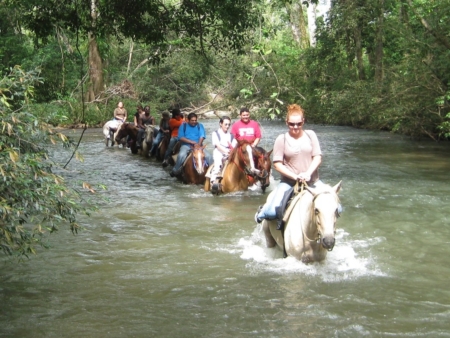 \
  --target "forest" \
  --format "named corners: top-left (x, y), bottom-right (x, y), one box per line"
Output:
top-left (1, 0), bottom-right (450, 256)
